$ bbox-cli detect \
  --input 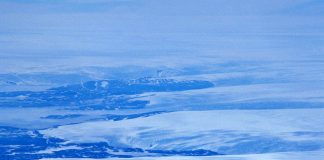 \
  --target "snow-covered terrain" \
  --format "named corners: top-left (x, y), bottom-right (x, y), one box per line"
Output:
top-left (41, 109), bottom-right (324, 155)
top-left (42, 150), bottom-right (324, 160)
top-left (1, 0), bottom-right (324, 159)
